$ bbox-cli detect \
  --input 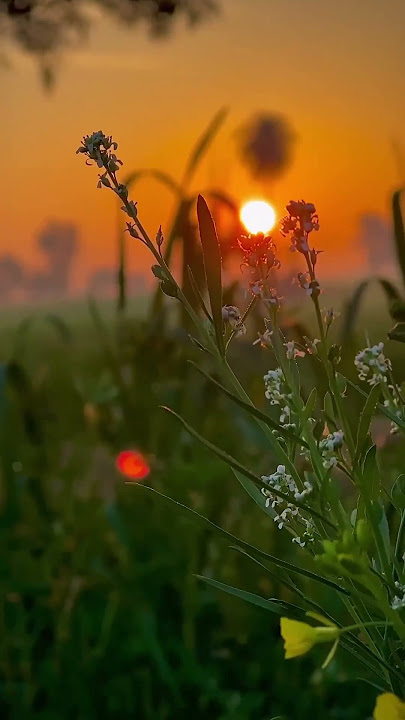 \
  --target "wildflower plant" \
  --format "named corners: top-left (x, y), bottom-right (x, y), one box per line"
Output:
top-left (78, 131), bottom-right (405, 714)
